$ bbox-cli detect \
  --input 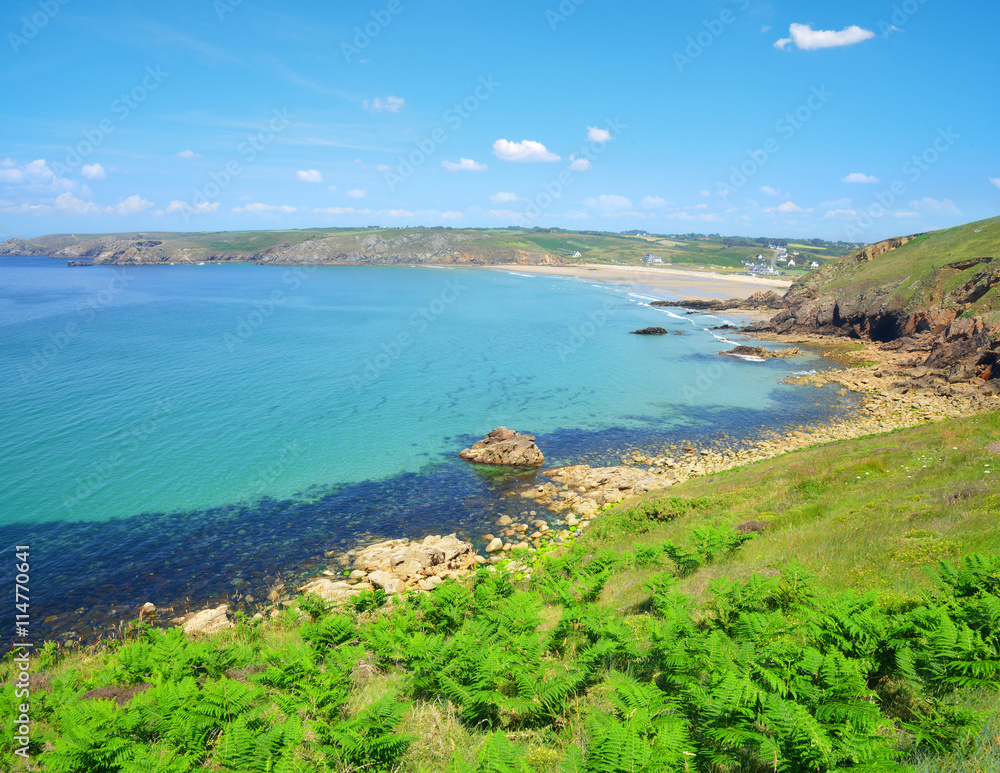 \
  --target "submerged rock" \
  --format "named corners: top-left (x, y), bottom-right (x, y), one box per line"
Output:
top-left (460, 426), bottom-right (545, 466)
top-left (631, 326), bottom-right (668, 335)
top-left (721, 345), bottom-right (801, 359)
